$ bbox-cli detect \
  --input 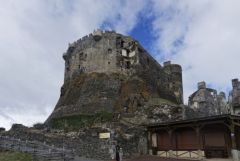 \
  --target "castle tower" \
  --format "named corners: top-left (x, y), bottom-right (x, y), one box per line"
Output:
top-left (230, 78), bottom-right (240, 115)
top-left (217, 91), bottom-right (227, 114)
top-left (163, 61), bottom-right (183, 104)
